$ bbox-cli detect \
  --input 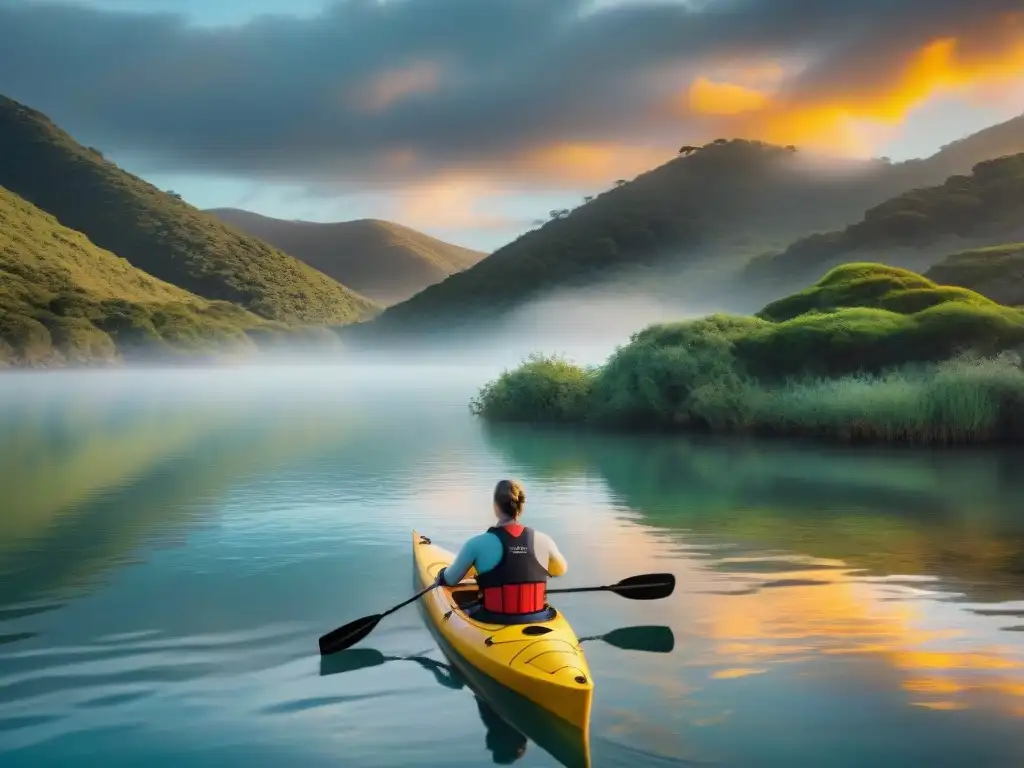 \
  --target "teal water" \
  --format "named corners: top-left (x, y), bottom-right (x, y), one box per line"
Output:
top-left (1, 366), bottom-right (1024, 767)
